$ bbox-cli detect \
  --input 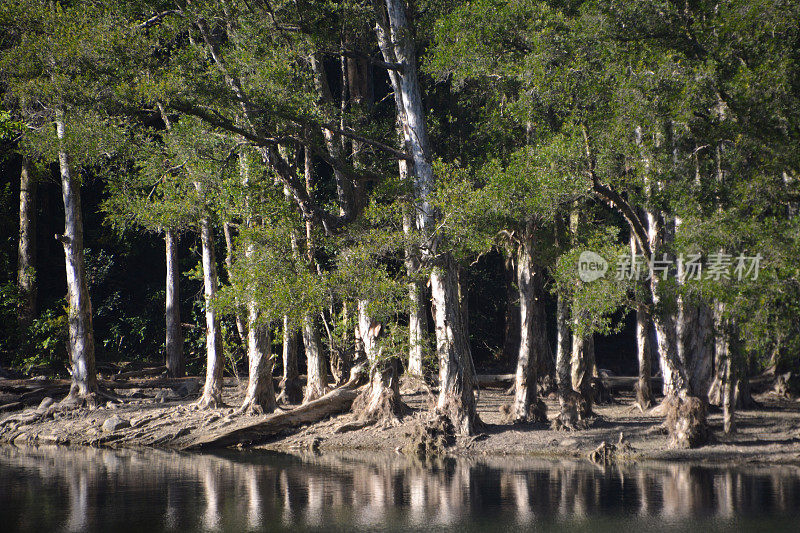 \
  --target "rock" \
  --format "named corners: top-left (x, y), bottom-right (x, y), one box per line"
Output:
top-left (559, 438), bottom-right (579, 448)
top-left (101, 415), bottom-right (130, 433)
top-left (173, 380), bottom-right (200, 398)
top-left (155, 390), bottom-right (177, 403)
top-left (37, 397), bottom-right (54, 411)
